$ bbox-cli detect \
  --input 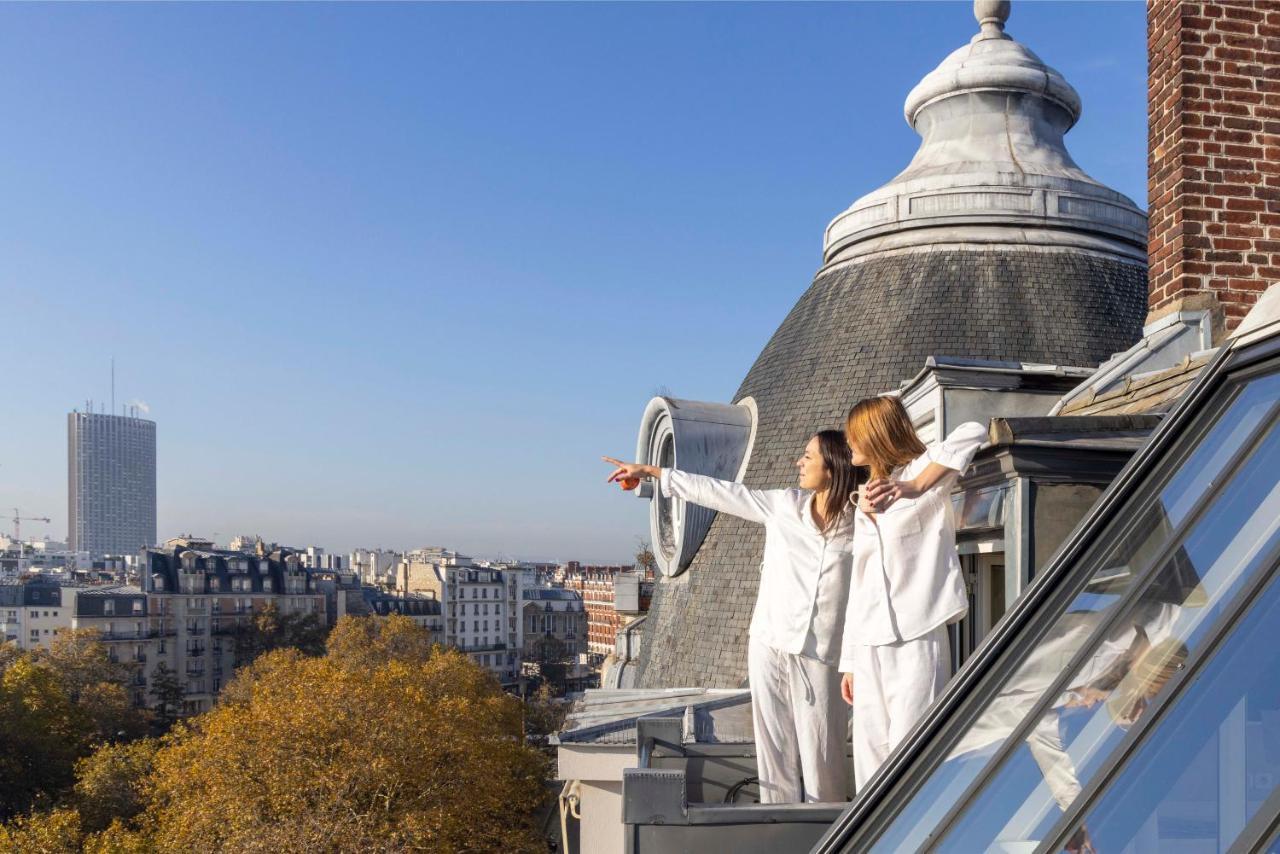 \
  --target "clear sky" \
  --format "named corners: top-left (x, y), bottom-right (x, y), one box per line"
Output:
top-left (1, 1), bottom-right (1148, 563)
